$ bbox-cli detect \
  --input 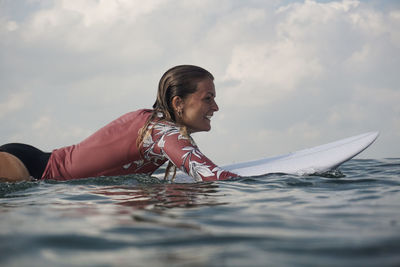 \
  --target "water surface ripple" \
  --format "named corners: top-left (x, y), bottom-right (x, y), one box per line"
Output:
top-left (1, 159), bottom-right (399, 266)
